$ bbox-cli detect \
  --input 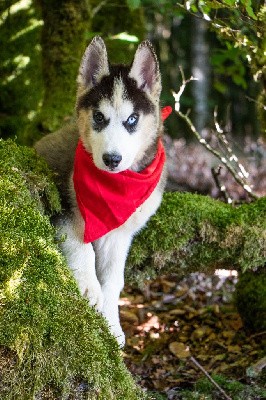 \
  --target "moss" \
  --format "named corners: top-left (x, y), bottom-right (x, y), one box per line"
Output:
top-left (235, 270), bottom-right (266, 333)
top-left (127, 192), bottom-right (266, 285)
top-left (0, 139), bottom-right (145, 399)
